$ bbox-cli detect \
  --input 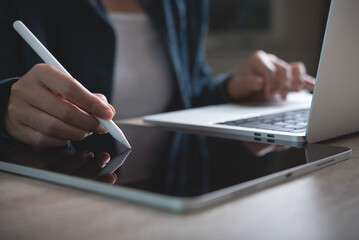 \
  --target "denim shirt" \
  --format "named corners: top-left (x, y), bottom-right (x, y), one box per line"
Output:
top-left (0, 0), bottom-right (232, 137)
